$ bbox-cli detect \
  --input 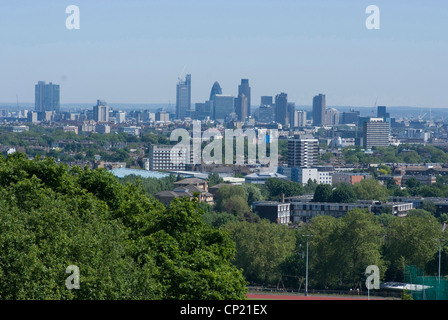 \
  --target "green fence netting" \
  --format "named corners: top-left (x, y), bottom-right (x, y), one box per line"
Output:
top-left (404, 265), bottom-right (448, 300)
